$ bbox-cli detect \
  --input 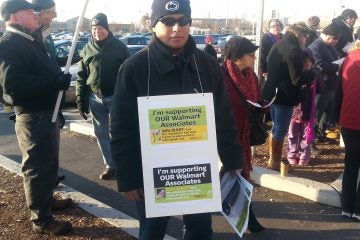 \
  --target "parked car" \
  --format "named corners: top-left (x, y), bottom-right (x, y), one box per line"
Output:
top-left (119, 36), bottom-right (147, 45)
top-left (119, 36), bottom-right (147, 56)
top-left (191, 34), bottom-right (206, 50)
top-left (214, 35), bottom-right (240, 61)
top-left (54, 40), bottom-right (87, 103)
top-left (127, 45), bottom-right (147, 56)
